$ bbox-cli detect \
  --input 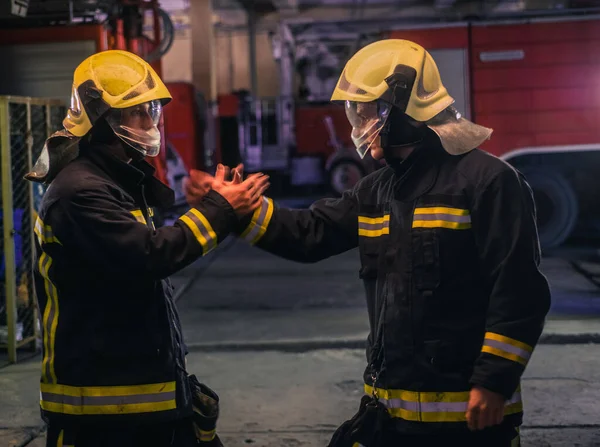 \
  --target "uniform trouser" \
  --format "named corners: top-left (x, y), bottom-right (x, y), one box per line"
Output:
top-left (45, 418), bottom-right (199, 447)
top-left (358, 423), bottom-right (521, 447)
